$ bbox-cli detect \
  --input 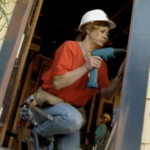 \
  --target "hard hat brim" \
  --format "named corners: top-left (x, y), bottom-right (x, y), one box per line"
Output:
top-left (78, 20), bottom-right (116, 32)
top-left (101, 113), bottom-right (111, 122)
